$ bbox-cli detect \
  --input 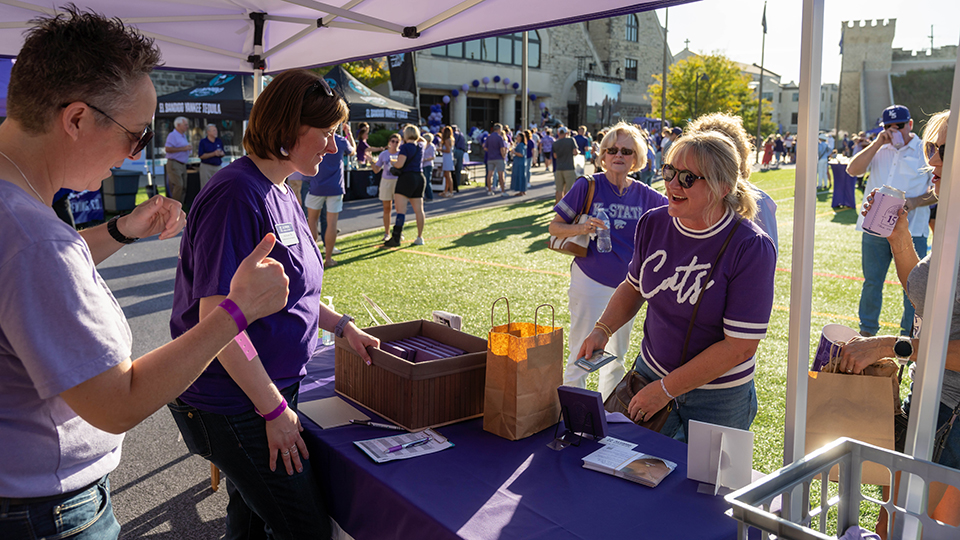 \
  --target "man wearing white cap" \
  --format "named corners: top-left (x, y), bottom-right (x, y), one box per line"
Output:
top-left (847, 104), bottom-right (937, 337)
top-left (816, 132), bottom-right (831, 189)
